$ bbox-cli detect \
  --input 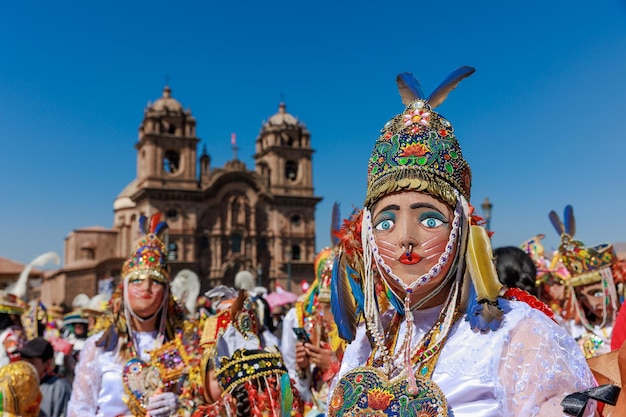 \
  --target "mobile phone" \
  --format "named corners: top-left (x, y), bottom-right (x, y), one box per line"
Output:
top-left (292, 327), bottom-right (311, 344)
